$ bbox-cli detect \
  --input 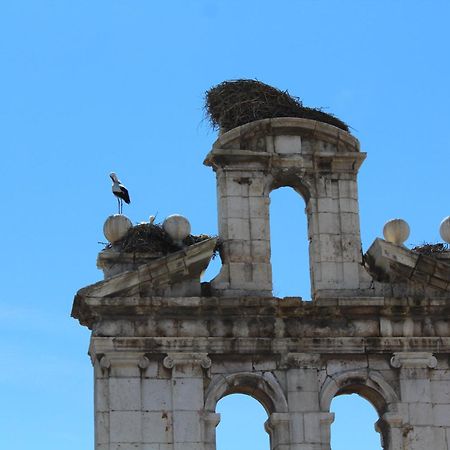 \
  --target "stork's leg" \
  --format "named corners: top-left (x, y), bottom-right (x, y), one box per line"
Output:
top-left (117, 197), bottom-right (120, 214)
